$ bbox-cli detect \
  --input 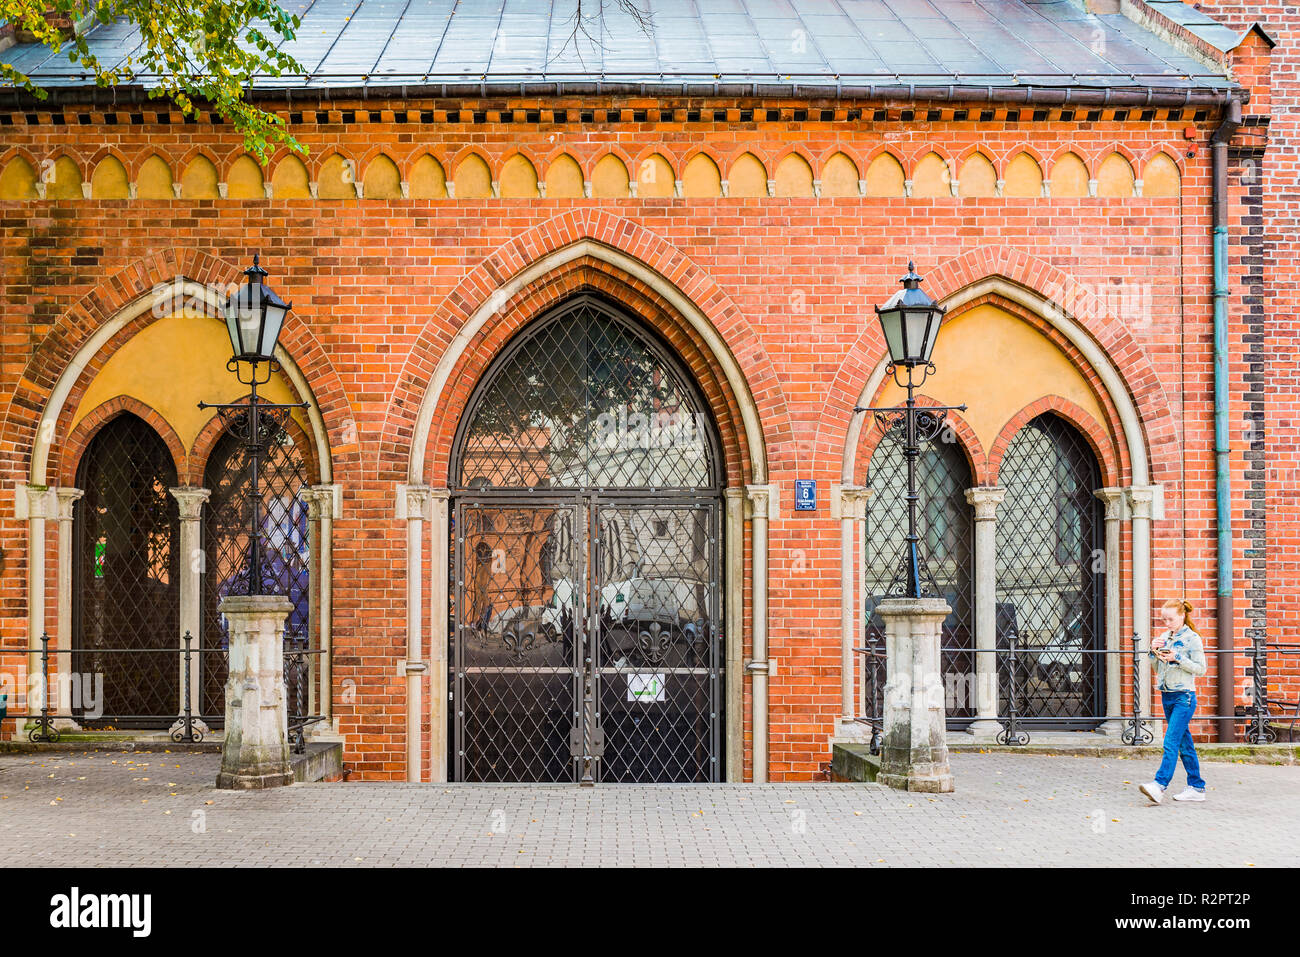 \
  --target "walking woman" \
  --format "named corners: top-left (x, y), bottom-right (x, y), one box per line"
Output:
top-left (1139, 599), bottom-right (1208, 804)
